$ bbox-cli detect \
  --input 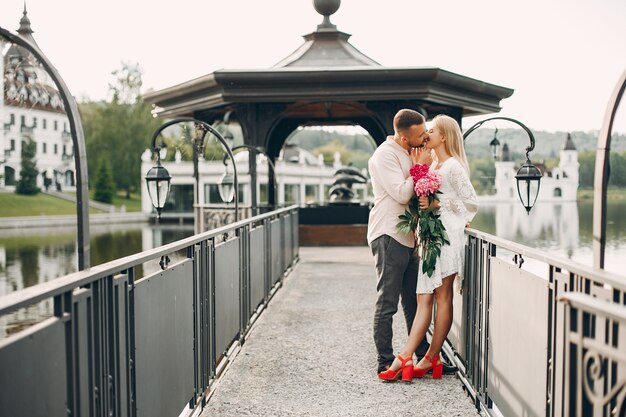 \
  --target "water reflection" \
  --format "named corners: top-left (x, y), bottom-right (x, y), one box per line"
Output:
top-left (1, 199), bottom-right (625, 337)
top-left (472, 199), bottom-right (626, 274)
top-left (0, 223), bottom-right (194, 337)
